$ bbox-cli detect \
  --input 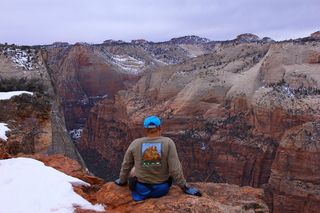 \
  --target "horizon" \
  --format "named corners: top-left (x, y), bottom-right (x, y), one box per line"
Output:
top-left (1, 31), bottom-right (318, 47)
